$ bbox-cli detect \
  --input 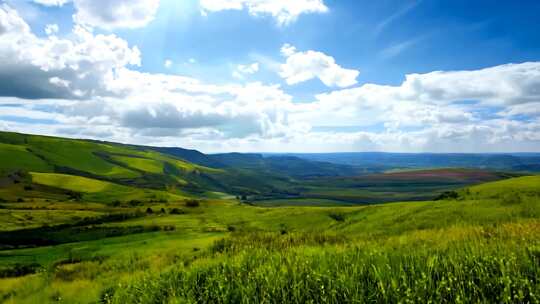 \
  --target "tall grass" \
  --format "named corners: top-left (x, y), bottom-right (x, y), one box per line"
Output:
top-left (111, 225), bottom-right (540, 304)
